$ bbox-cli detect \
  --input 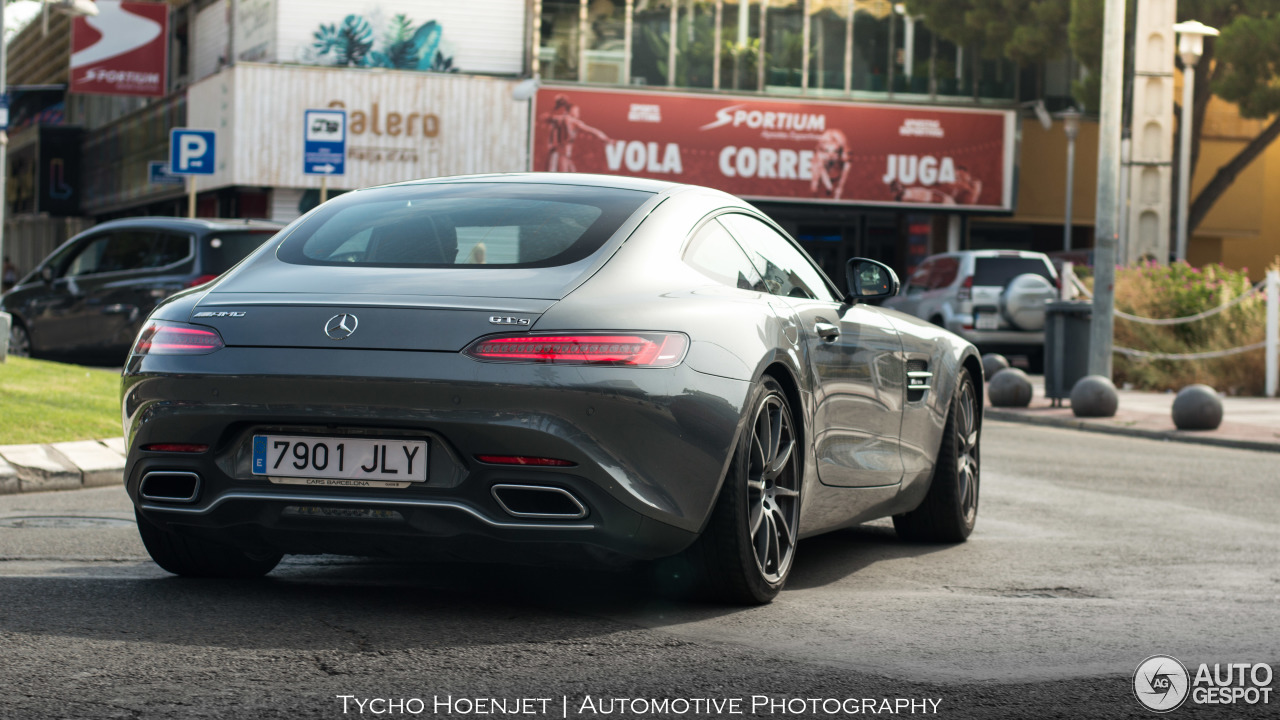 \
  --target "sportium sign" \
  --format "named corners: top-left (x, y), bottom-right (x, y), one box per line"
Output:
top-left (532, 87), bottom-right (1017, 212)
top-left (70, 1), bottom-right (169, 97)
